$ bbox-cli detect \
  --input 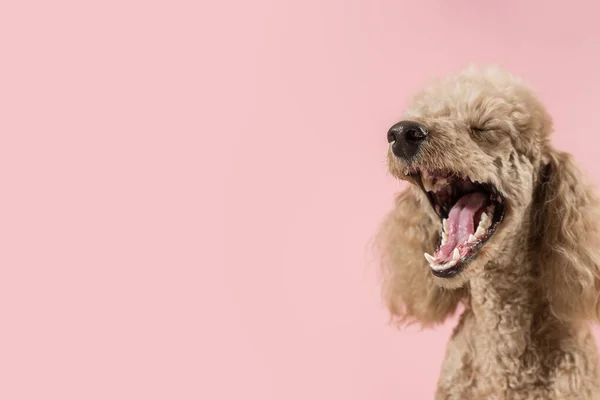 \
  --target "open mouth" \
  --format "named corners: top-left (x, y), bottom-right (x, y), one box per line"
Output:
top-left (412, 171), bottom-right (506, 277)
